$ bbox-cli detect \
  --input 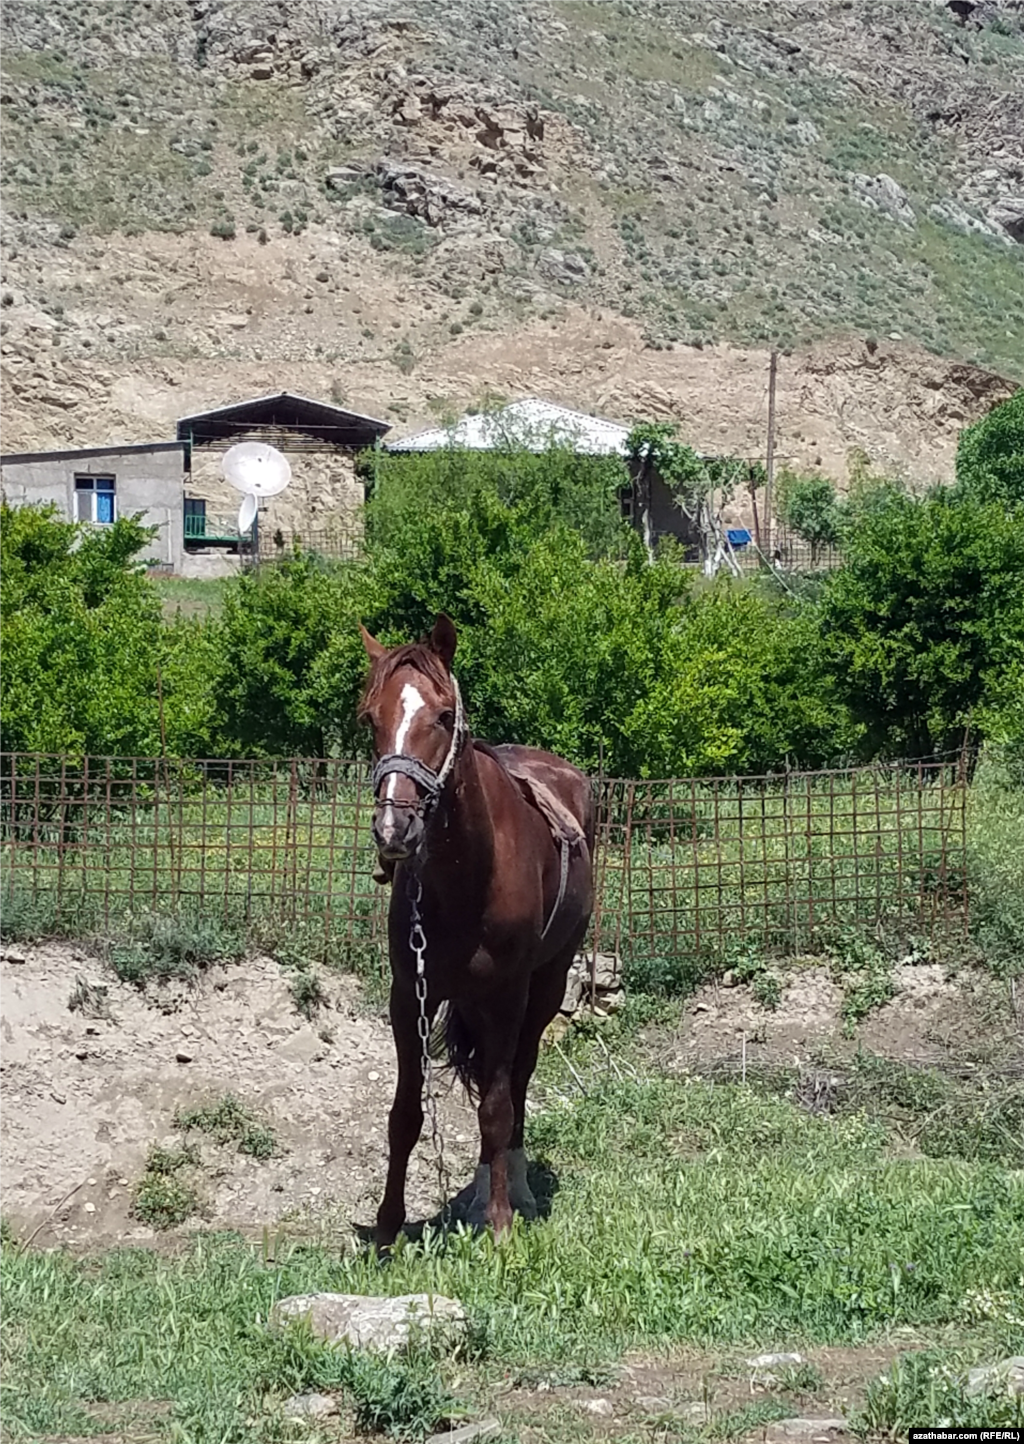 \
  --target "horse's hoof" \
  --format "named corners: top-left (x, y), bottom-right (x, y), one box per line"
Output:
top-left (488, 1210), bottom-right (515, 1240)
top-left (374, 1219), bottom-right (401, 1252)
